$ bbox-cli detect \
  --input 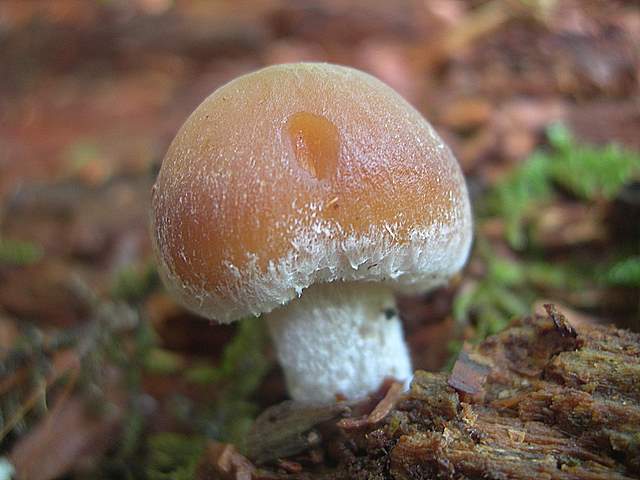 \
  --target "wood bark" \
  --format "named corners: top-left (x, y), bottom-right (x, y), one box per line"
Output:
top-left (203, 306), bottom-right (640, 479)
